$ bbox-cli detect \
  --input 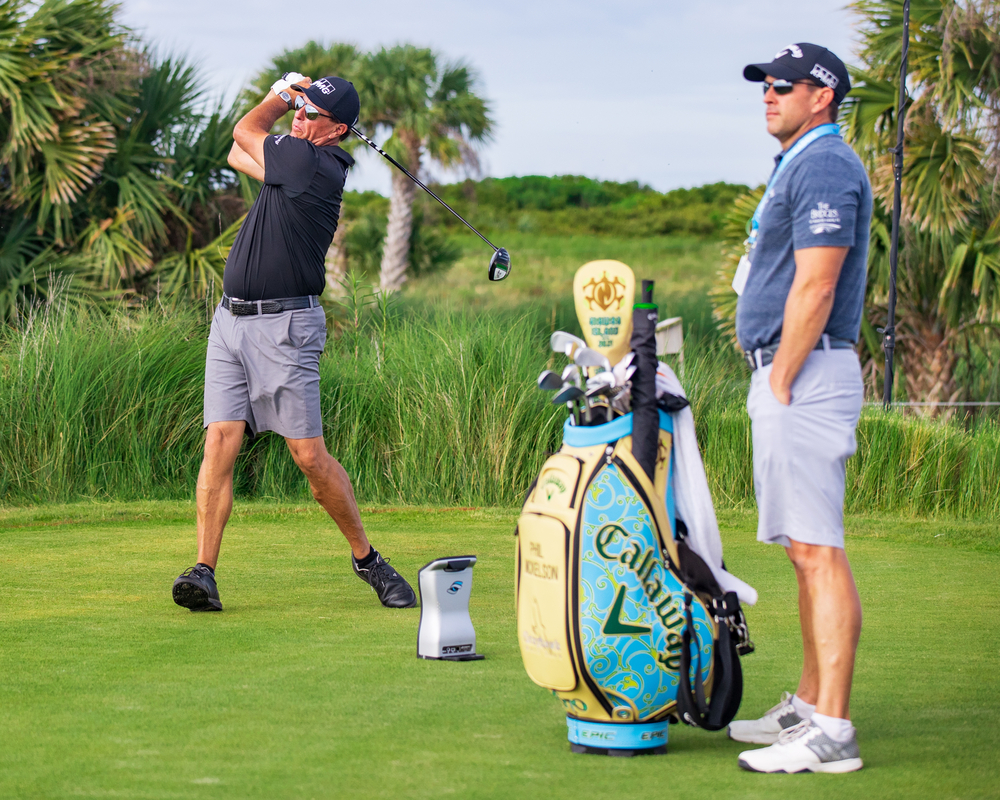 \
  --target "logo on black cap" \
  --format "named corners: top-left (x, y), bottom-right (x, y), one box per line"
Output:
top-left (313, 78), bottom-right (336, 95)
top-left (809, 64), bottom-right (840, 90)
top-left (776, 44), bottom-right (803, 59)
